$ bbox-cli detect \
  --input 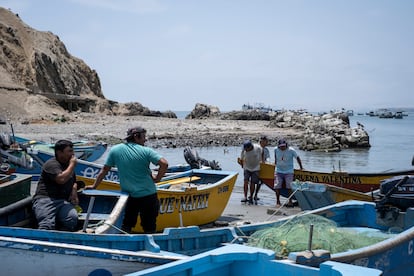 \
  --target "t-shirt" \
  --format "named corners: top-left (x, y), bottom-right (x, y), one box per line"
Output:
top-left (241, 144), bottom-right (262, 171)
top-left (262, 147), bottom-right (270, 162)
top-left (105, 143), bottom-right (162, 198)
top-left (274, 147), bottom-right (299, 174)
top-left (34, 157), bottom-right (75, 200)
